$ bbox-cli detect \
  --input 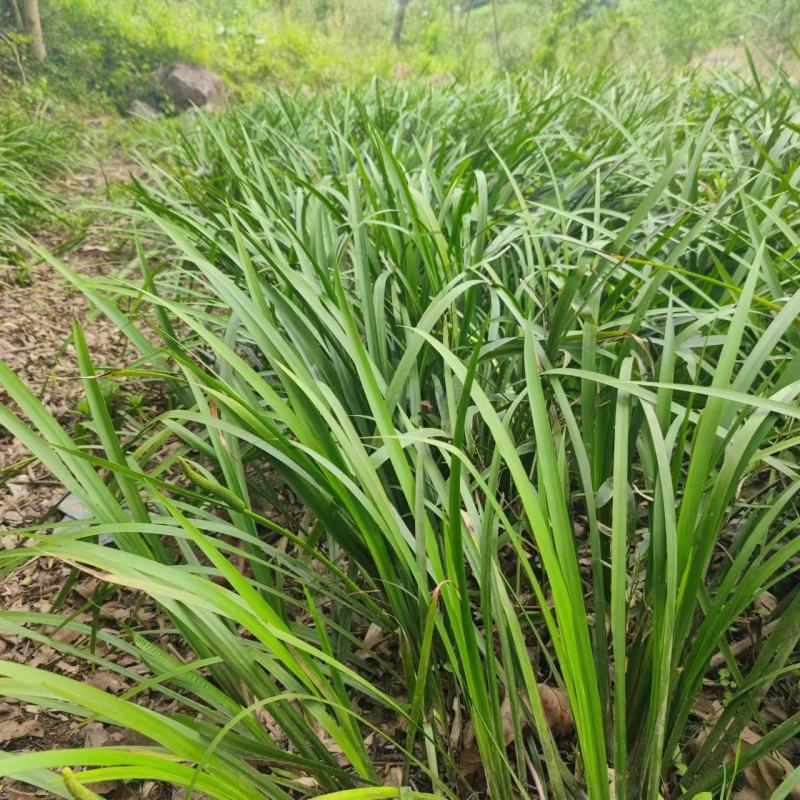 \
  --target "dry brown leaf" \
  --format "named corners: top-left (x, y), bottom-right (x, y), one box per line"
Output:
top-left (0, 701), bottom-right (21, 721)
top-left (689, 724), bottom-right (800, 800)
top-left (116, 728), bottom-right (154, 747)
top-left (500, 694), bottom-right (515, 744)
top-left (255, 706), bottom-right (284, 740)
top-left (607, 767), bottom-right (617, 800)
top-left (449, 694), bottom-right (462, 752)
top-left (0, 717), bottom-right (44, 743)
top-left (356, 623), bottom-right (383, 659)
top-left (27, 645), bottom-right (56, 668)
top-left (754, 592), bottom-right (777, 618)
top-left (85, 670), bottom-right (125, 693)
top-left (85, 780), bottom-right (118, 796)
top-left (459, 685), bottom-right (574, 776)
top-left (106, 786), bottom-right (138, 800)
top-left (312, 720), bottom-right (348, 767)
top-left (735, 727), bottom-right (800, 800)
top-left (385, 766), bottom-right (403, 787)
top-left (83, 721), bottom-right (110, 748)
top-left (460, 694), bottom-right (527, 774)
top-left (6, 787), bottom-right (41, 800)
top-left (538, 684), bottom-right (574, 739)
